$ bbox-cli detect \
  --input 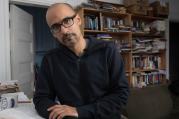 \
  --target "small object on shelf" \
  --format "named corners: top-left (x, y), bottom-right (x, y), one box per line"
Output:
top-left (150, 20), bottom-right (166, 35)
top-left (132, 71), bottom-right (165, 88)
top-left (93, 0), bottom-right (124, 5)
top-left (147, 7), bottom-right (153, 16)
top-left (92, 0), bottom-right (126, 13)
top-left (127, 5), bottom-right (148, 15)
top-left (97, 34), bottom-right (112, 40)
top-left (115, 39), bottom-right (131, 53)
top-left (84, 15), bottom-right (99, 30)
top-left (132, 55), bottom-right (161, 70)
top-left (103, 27), bottom-right (119, 32)
top-left (124, 0), bottom-right (149, 7)
top-left (81, 2), bottom-right (98, 9)
top-left (150, 1), bottom-right (169, 17)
